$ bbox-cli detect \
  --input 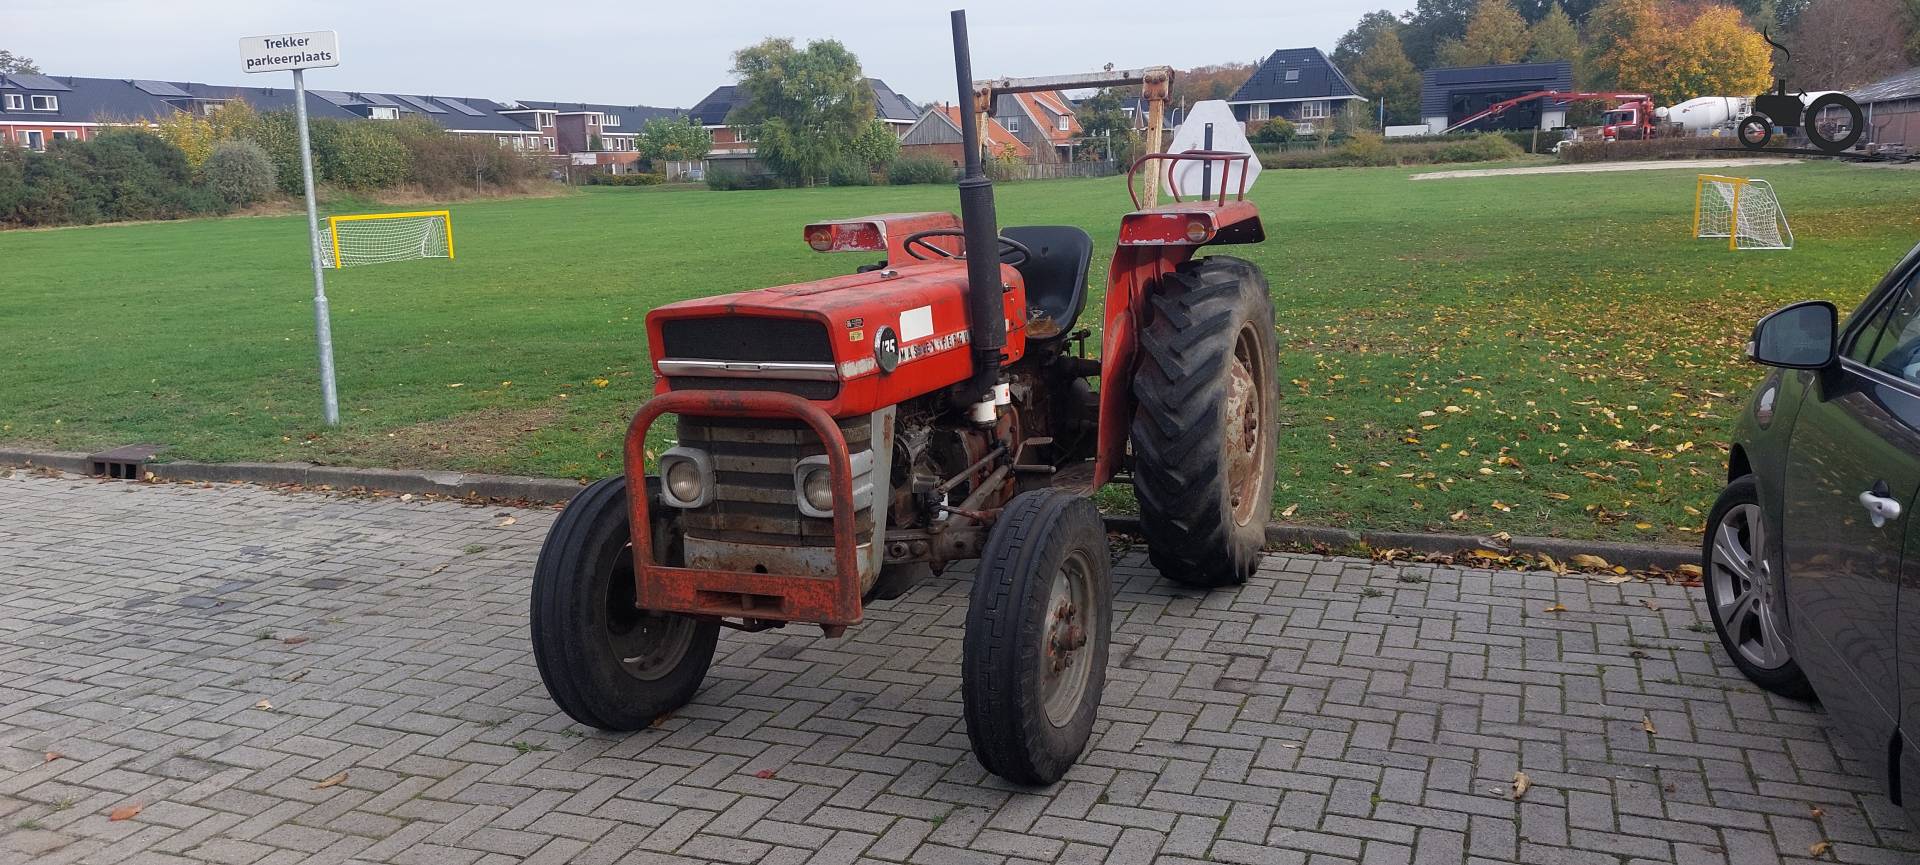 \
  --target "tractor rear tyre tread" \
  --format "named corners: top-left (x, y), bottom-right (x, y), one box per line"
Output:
top-left (963, 490), bottom-right (1111, 786)
top-left (531, 476), bottom-right (719, 731)
top-left (1130, 256), bottom-right (1278, 588)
